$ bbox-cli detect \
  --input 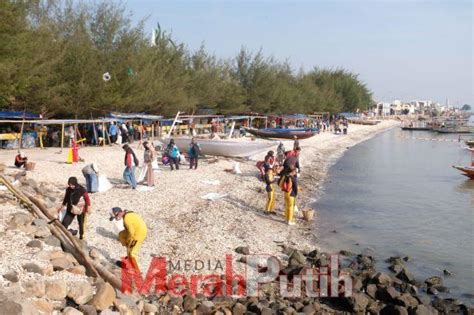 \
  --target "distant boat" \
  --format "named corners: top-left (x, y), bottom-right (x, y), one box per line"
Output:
top-left (401, 126), bottom-right (432, 131)
top-left (434, 126), bottom-right (473, 134)
top-left (244, 127), bottom-right (318, 139)
top-left (159, 137), bottom-right (275, 158)
top-left (348, 119), bottom-right (380, 126)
